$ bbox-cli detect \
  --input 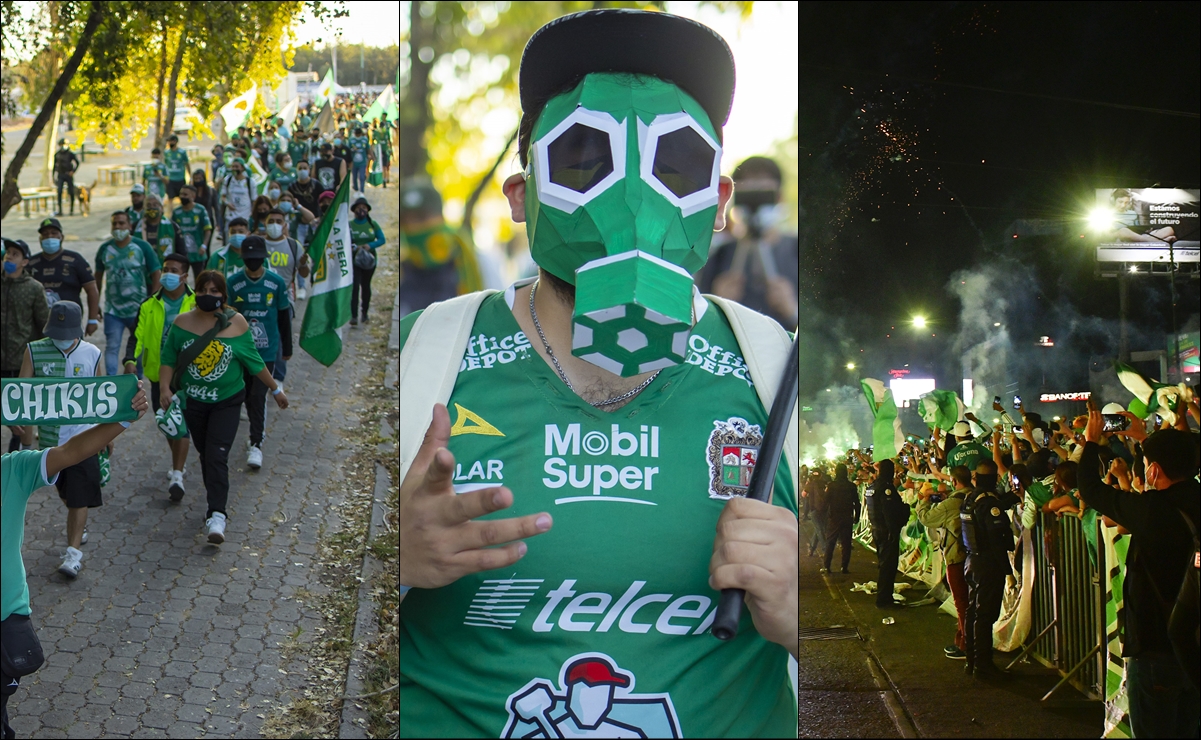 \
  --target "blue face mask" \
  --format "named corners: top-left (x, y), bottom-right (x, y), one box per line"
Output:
top-left (229, 233), bottom-right (246, 248)
top-left (278, 202), bottom-right (294, 214)
top-left (41, 238), bottom-right (62, 254)
top-left (161, 272), bottom-right (182, 291)
top-left (3, 260), bottom-right (17, 275)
